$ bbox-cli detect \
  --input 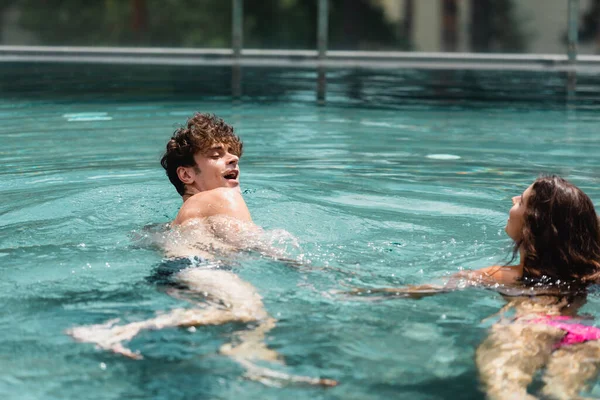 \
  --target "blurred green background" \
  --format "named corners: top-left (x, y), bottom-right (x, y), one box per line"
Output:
top-left (0, 0), bottom-right (599, 54)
